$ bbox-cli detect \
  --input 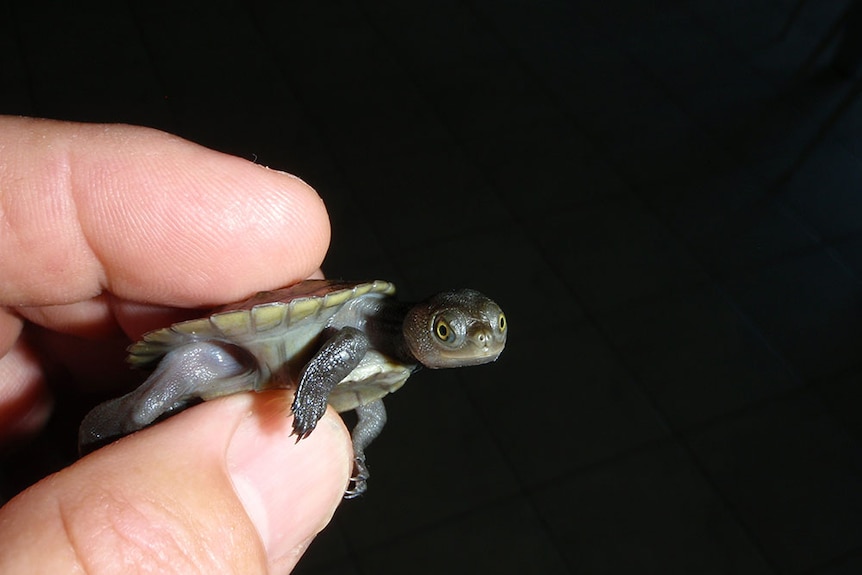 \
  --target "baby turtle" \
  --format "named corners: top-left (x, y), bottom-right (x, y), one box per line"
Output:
top-left (79, 279), bottom-right (507, 497)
